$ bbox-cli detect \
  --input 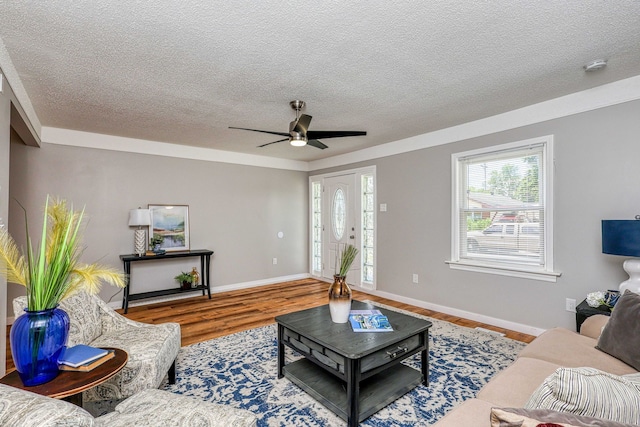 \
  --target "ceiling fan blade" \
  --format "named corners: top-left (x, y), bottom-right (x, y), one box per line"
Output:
top-left (258, 138), bottom-right (289, 148)
top-left (292, 114), bottom-right (312, 134)
top-left (307, 139), bottom-right (328, 149)
top-left (229, 126), bottom-right (289, 137)
top-left (306, 130), bottom-right (367, 139)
